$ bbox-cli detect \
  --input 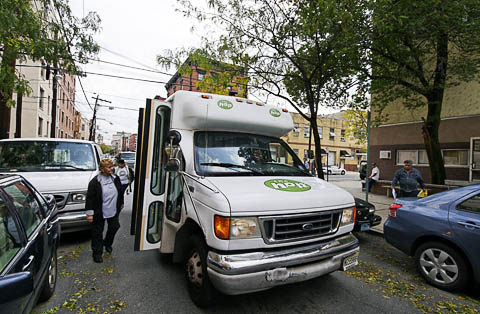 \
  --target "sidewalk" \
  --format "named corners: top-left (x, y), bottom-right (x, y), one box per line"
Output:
top-left (329, 178), bottom-right (393, 234)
